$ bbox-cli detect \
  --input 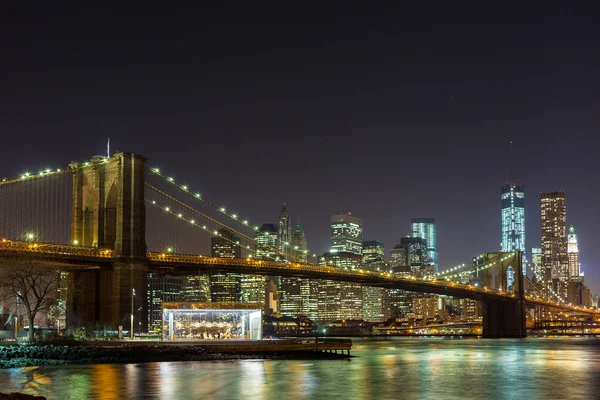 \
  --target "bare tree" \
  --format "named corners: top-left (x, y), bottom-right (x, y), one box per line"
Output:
top-left (0, 259), bottom-right (60, 342)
